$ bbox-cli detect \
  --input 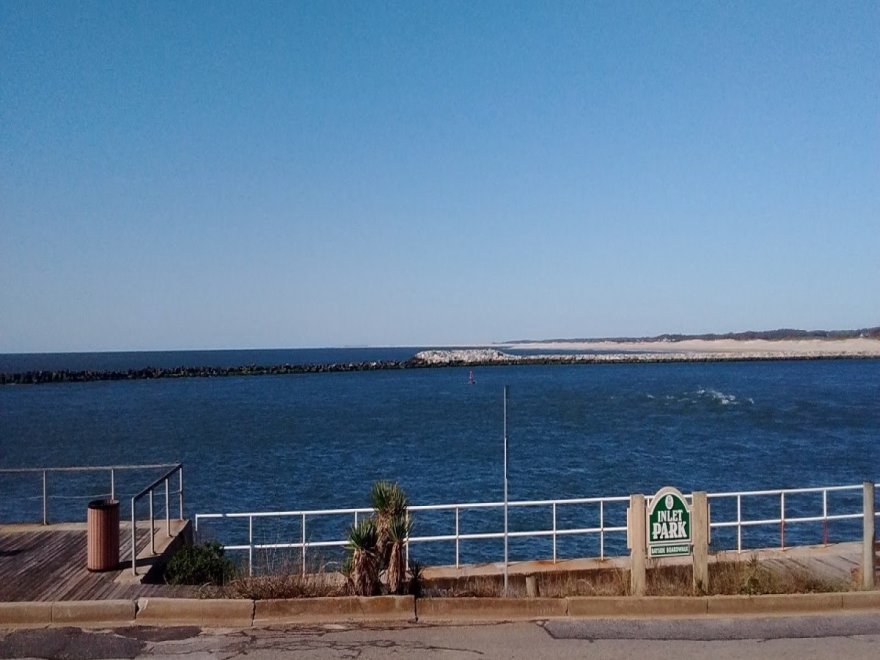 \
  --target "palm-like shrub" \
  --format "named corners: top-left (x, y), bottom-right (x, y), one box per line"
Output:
top-left (347, 518), bottom-right (380, 596)
top-left (386, 513), bottom-right (414, 594)
top-left (370, 480), bottom-right (409, 567)
top-left (345, 481), bottom-right (414, 596)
